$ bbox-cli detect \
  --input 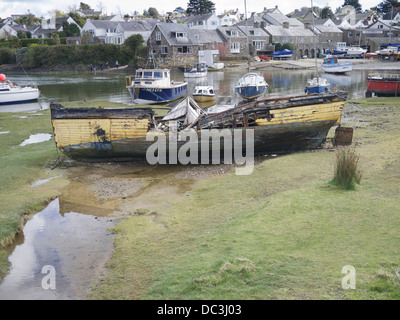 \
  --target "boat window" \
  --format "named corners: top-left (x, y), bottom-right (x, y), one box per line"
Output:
top-left (144, 72), bottom-right (153, 78)
top-left (145, 81), bottom-right (152, 85)
top-left (164, 72), bottom-right (168, 78)
top-left (210, 90), bottom-right (214, 94)
top-left (135, 72), bottom-right (143, 79)
top-left (154, 72), bottom-right (163, 78)
top-left (134, 81), bottom-right (140, 85)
